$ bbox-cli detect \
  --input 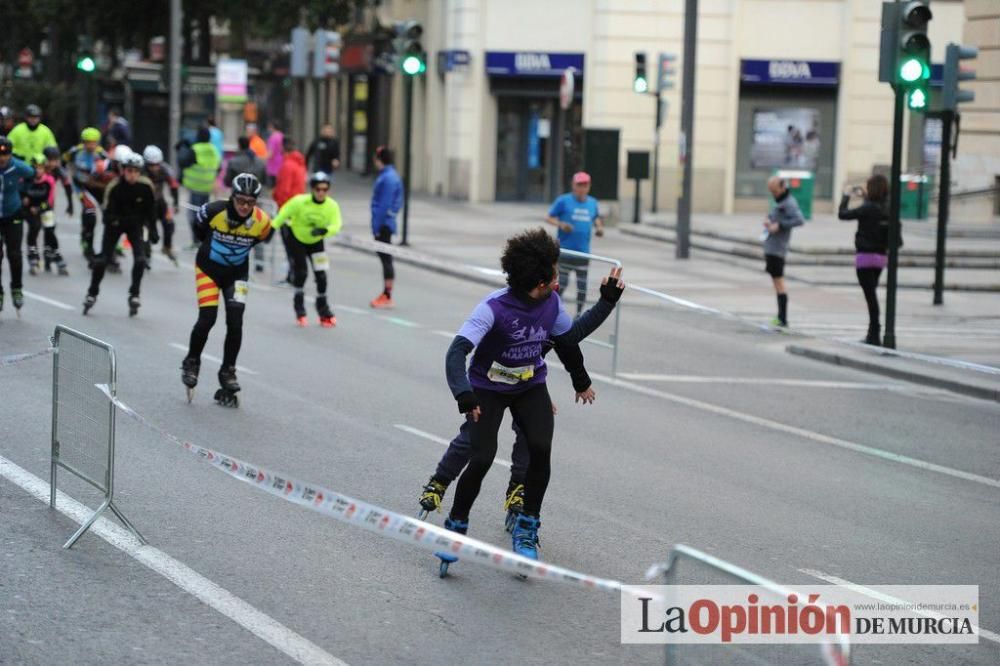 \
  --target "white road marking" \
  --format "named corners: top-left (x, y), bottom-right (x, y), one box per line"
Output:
top-left (394, 424), bottom-right (513, 469)
top-left (431, 330), bottom-right (455, 339)
top-left (168, 343), bottom-right (259, 375)
top-left (333, 304), bottom-right (370, 316)
top-left (21, 290), bottom-right (74, 311)
top-left (0, 455), bottom-right (345, 666)
top-left (385, 316), bottom-right (421, 328)
top-left (546, 362), bottom-right (1000, 490)
top-left (799, 568), bottom-right (1000, 646)
top-left (616, 374), bottom-right (902, 390)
